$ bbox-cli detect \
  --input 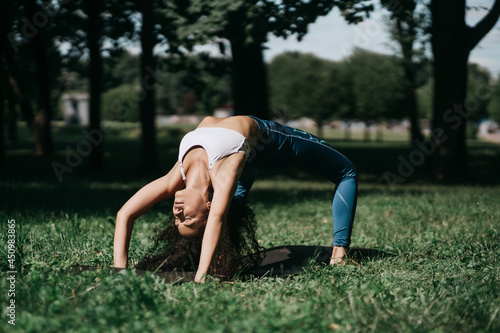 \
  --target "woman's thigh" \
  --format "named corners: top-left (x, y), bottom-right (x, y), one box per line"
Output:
top-left (277, 126), bottom-right (356, 182)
